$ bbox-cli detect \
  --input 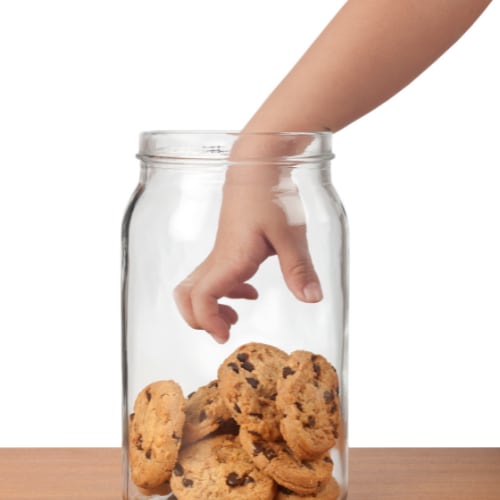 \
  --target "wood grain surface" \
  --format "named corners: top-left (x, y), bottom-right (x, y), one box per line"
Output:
top-left (349, 448), bottom-right (500, 500)
top-left (0, 448), bottom-right (498, 499)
